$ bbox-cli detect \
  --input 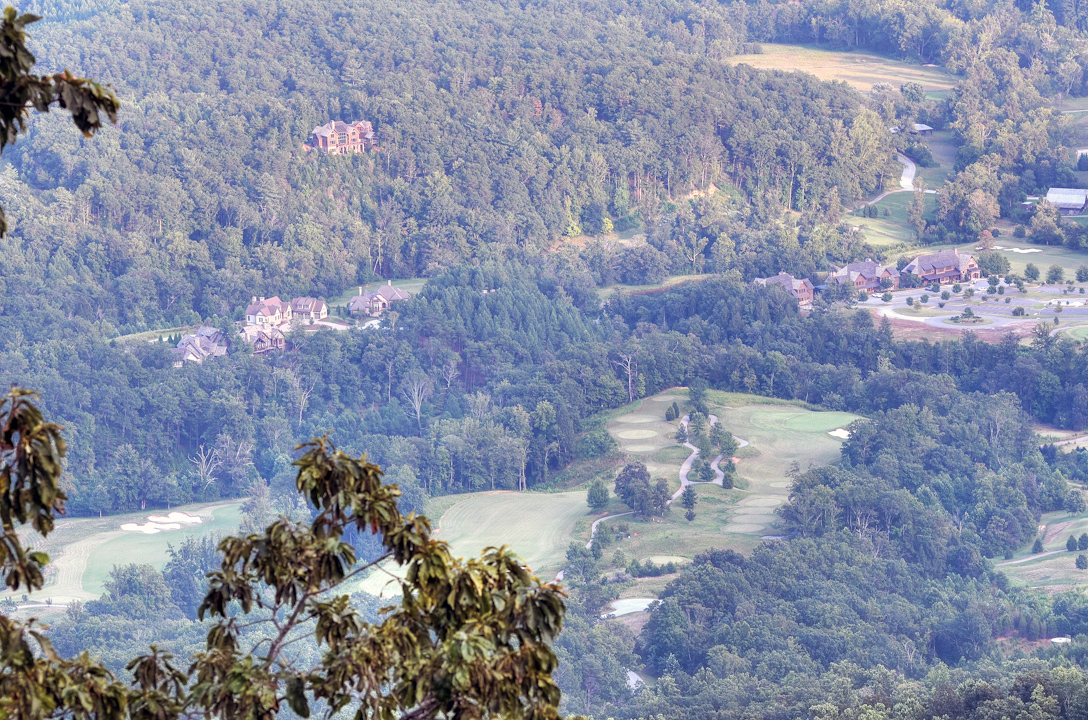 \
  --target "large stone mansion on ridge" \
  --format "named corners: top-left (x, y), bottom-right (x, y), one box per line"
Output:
top-left (310, 120), bottom-right (376, 154)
